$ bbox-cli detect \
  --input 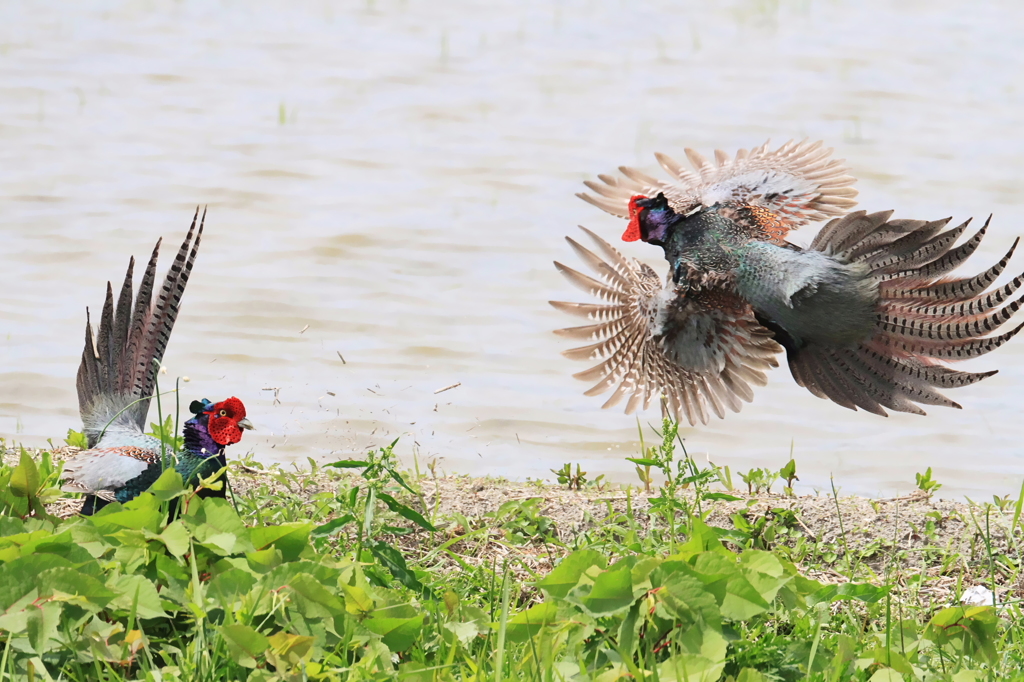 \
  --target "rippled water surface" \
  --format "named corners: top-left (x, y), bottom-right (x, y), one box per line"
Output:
top-left (2, 0), bottom-right (1023, 498)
